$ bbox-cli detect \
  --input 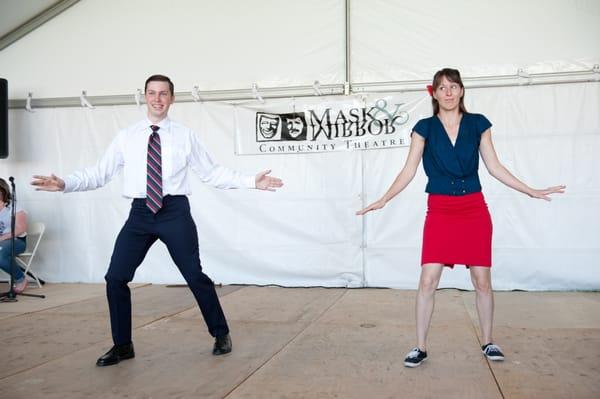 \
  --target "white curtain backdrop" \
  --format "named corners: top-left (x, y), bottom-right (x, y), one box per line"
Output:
top-left (3, 82), bottom-right (599, 290)
top-left (363, 83), bottom-right (600, 290)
